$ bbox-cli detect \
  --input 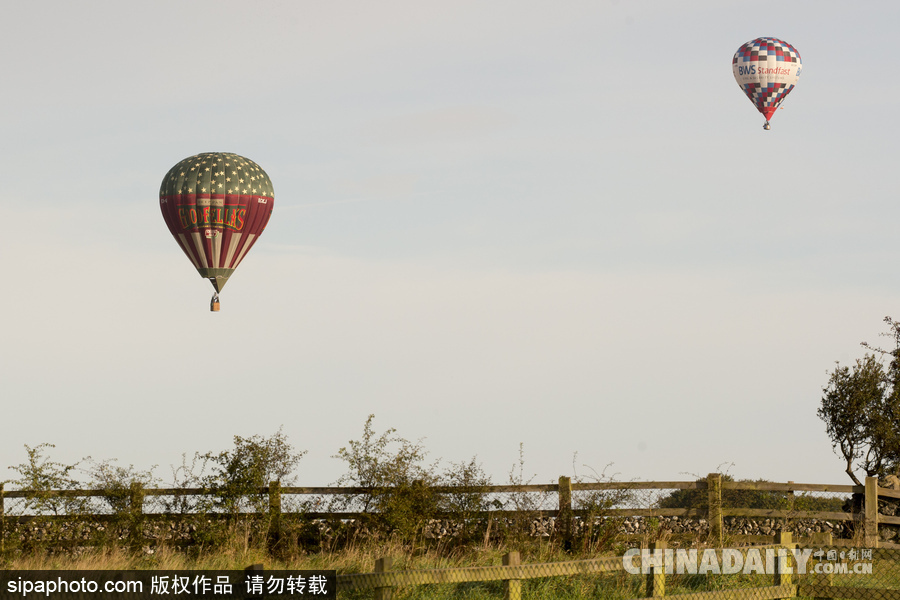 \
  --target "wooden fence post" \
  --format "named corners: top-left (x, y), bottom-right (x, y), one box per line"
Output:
top-left (822, 532), bottom-right (834, 589)
top-left (786, 481), bottom-right (795, 516)
top-left (774, 531), bottom-right (792, 587)
top-left (503, 551), bottom-right (521, 600)
top-left (374, 556), bottom-right (393, 600)
top-left (129, 481), bottom-right (144, 553)
top-left (864, 476), bottom-right (879, 547)
top-left (810, 531), bottom-right (833, 545)
top-left (558, 475), bottom-right (573, 550)
top-left (268, 481), bottom-right (282, 518)
top-left (805, 531), bottom-right (835, 587)
top-left (0, 483), bottom-right (5, 554)
top-left (646, 540), bottom-right (666, 597)
top-left (268, 480), bottom-right (282, 547)
top-left (707, 473), bottom-right (723, 548)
